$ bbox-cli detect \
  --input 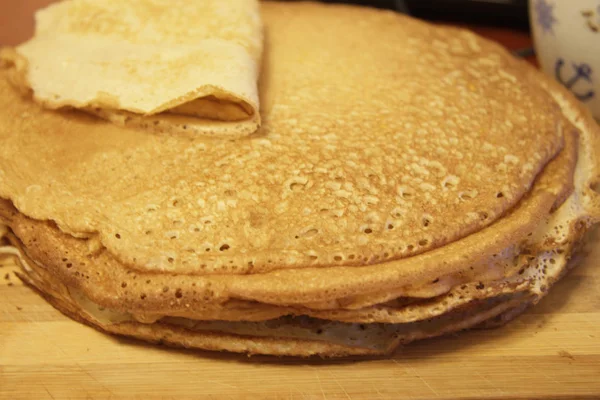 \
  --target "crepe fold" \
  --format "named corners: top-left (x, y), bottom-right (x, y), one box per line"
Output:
top-left (0, 0), bottom-right (262, 137)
